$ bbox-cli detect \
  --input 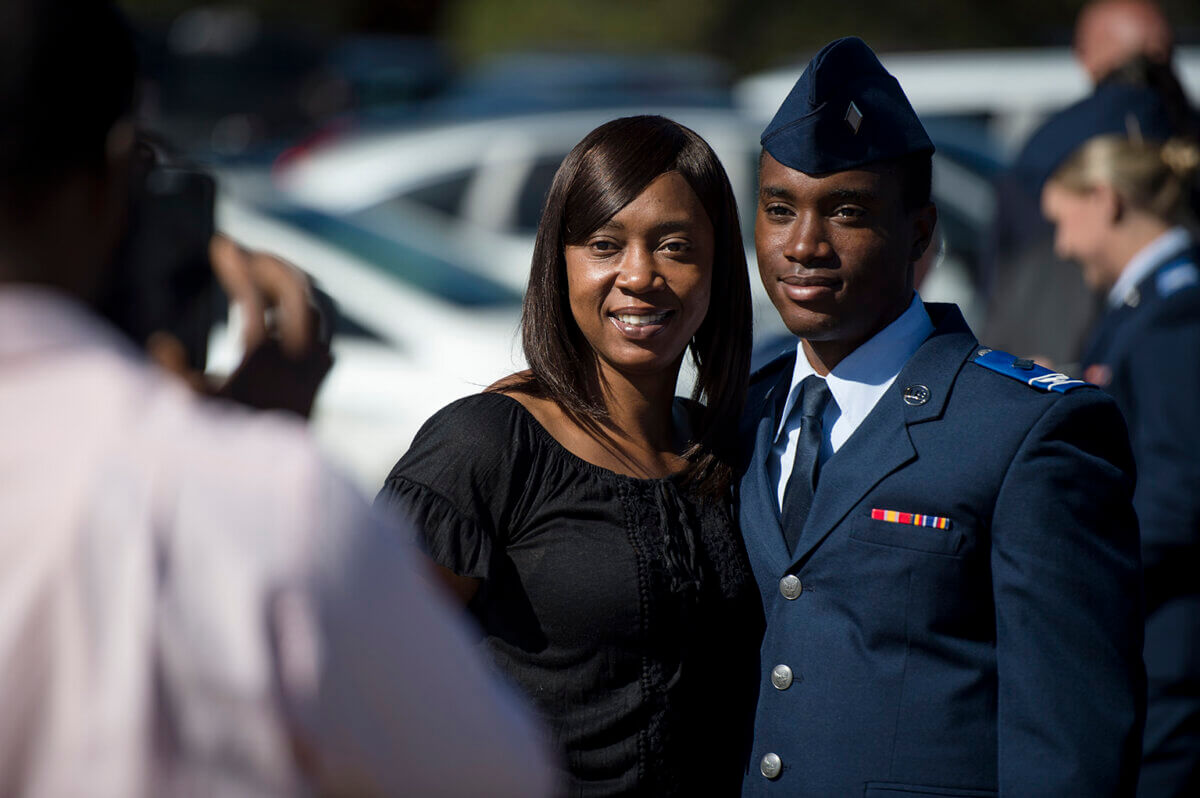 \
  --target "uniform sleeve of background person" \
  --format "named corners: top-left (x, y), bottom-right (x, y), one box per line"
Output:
top-left (1121, 299), bottom-right (1200, 592)
top-left (272, 450), bottom-right (561, 797)
top-left (989, 389), bottom-right (1144, 797)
